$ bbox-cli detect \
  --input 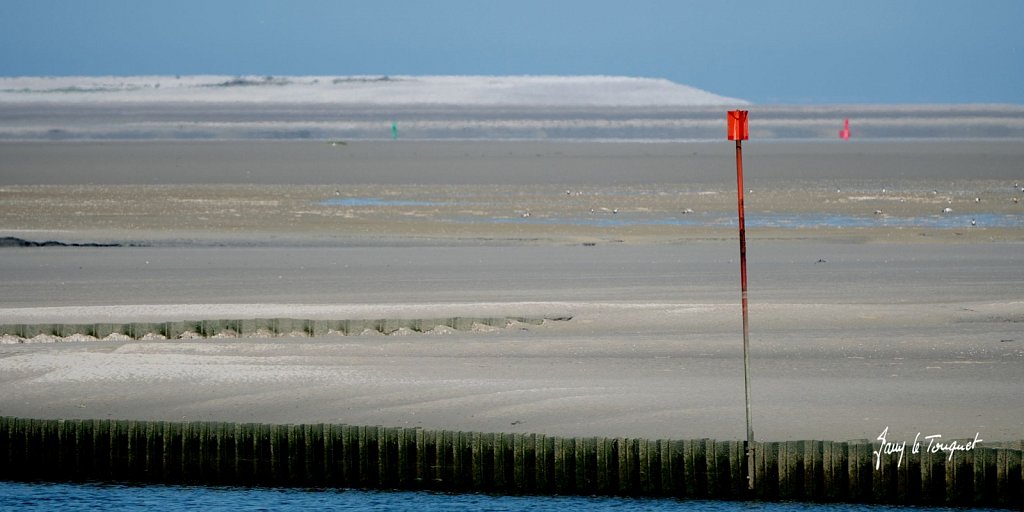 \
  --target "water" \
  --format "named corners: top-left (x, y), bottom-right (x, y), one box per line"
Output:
top-left (318, 198), bottom-right (1023, 230)
top-left (319, 198), bottom-right (446, 207)
top-left (464, 212), bottom-right (1023, 229)
top-left (0, 482), bottom-right (1004, 512)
